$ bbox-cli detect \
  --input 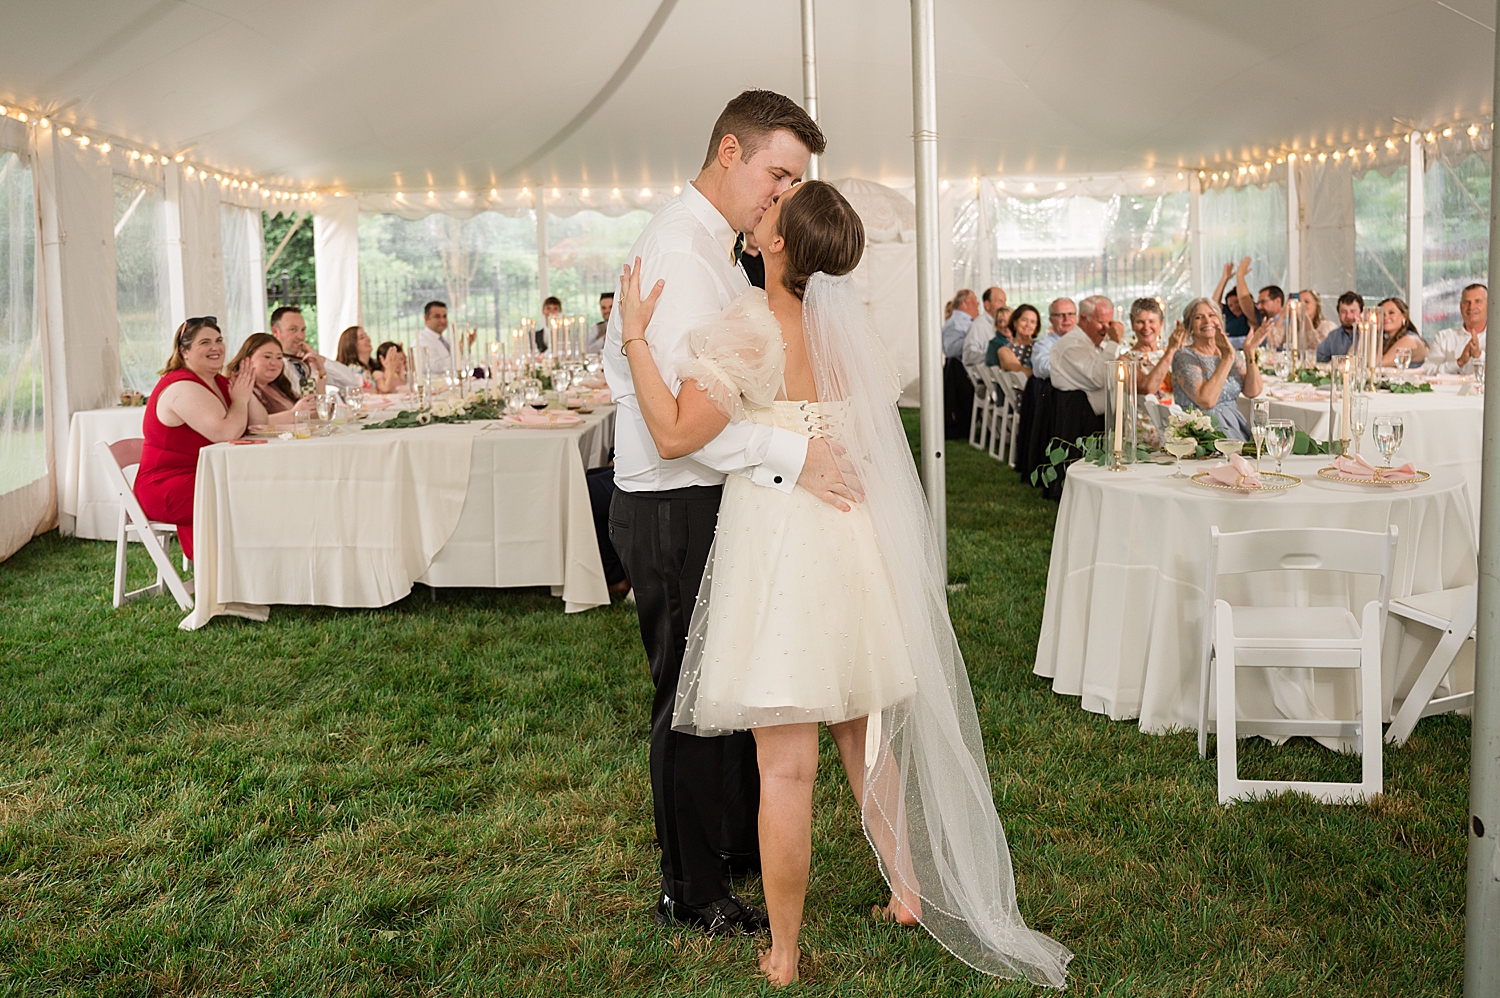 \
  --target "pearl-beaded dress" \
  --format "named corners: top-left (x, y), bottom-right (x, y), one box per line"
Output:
top-left (671, 292), bottom-right (917, 736)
